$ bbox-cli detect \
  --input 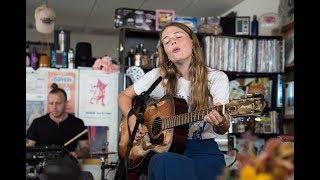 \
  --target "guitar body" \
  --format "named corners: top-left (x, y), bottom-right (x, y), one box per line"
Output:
top-left (118, 93), bottom-right (266, 172)
top-left (118, 95), bottom-right (189, 171)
